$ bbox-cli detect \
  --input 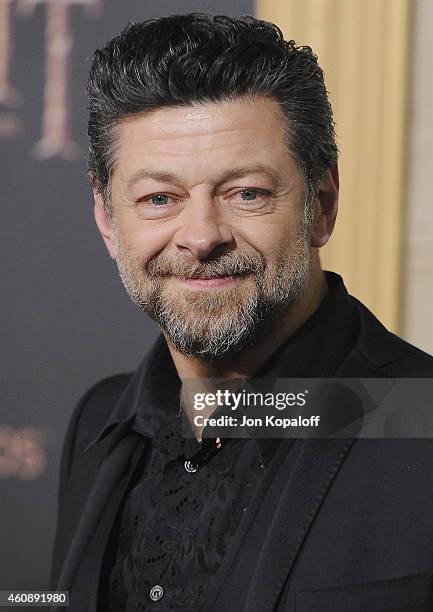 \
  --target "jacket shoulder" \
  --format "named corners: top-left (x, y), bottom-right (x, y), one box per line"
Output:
top-left (351, 297), bottom-right (433, 376)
